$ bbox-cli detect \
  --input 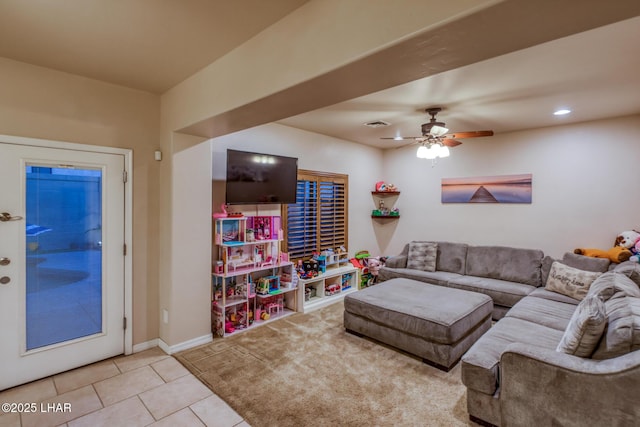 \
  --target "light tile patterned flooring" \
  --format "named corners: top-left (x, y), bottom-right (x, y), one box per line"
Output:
top-left (0, 347), bottom-right (250, 427)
